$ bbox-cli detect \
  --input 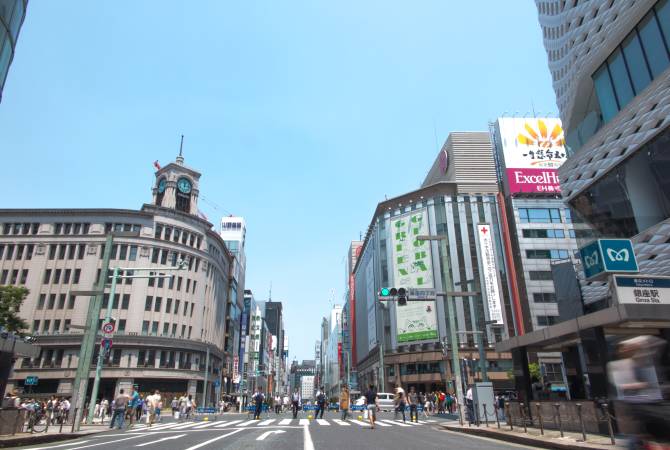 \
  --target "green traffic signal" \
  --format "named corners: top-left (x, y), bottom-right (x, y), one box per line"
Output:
top-left (380, 287), bottom-right (391, 296)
